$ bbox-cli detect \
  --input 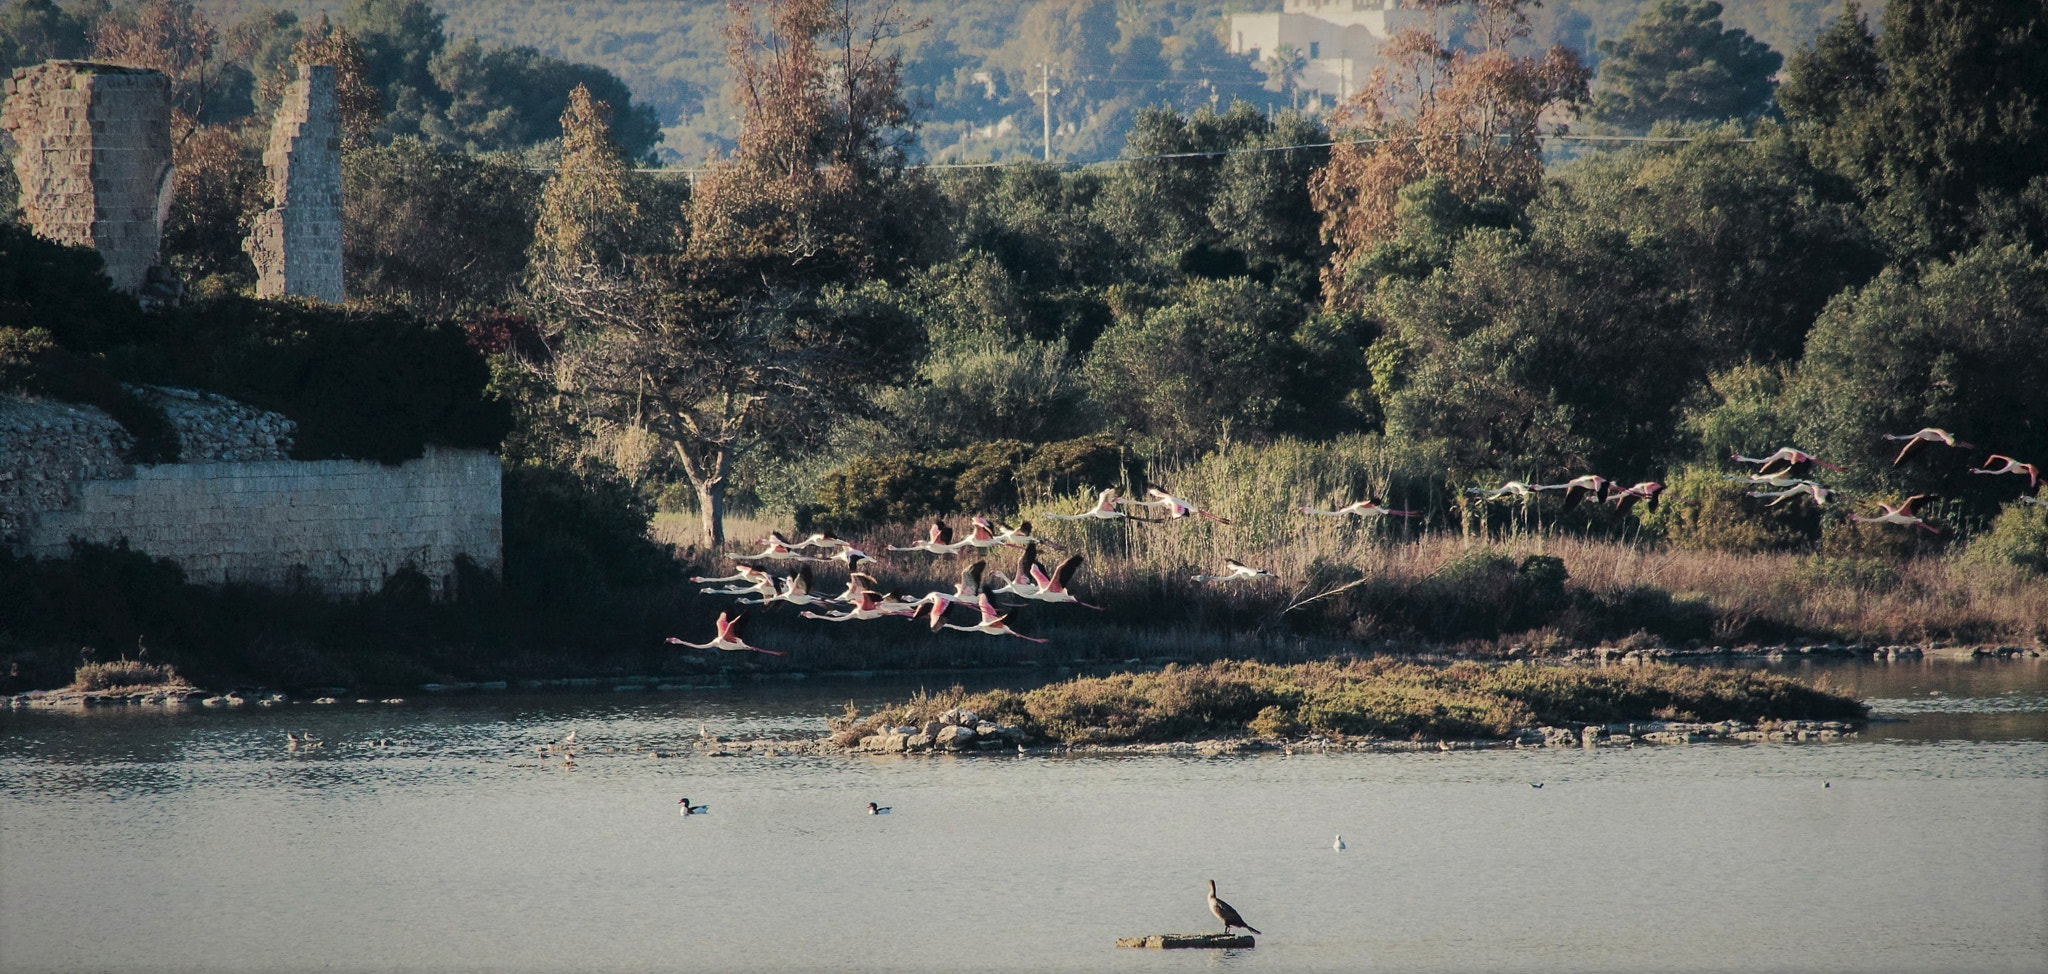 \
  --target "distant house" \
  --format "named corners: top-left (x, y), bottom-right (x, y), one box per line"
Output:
top-left (1229, 0), bottom-right (1422, 102)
